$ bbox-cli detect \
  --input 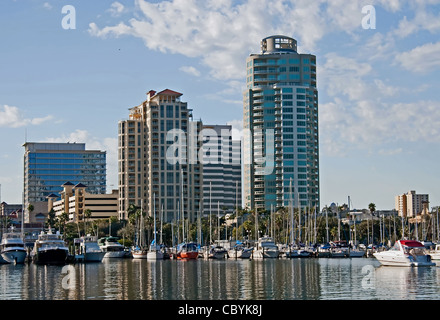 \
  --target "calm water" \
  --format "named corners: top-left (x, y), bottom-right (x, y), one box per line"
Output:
top-left (0, 258), bottom-right (439, 300)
